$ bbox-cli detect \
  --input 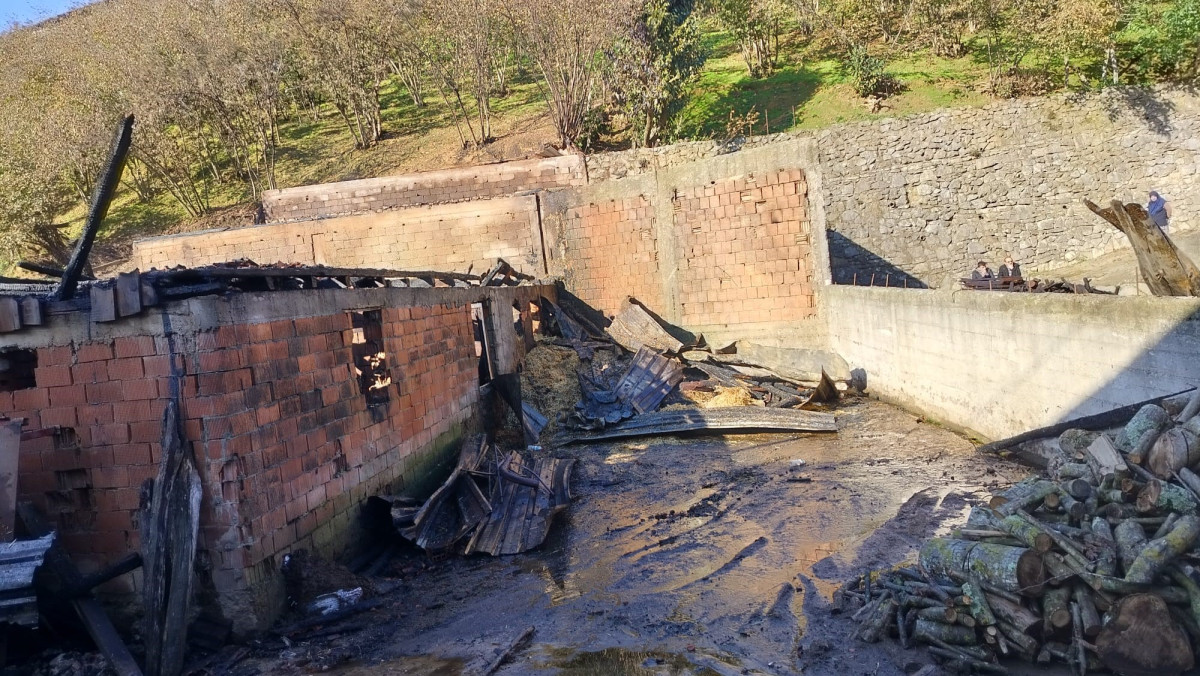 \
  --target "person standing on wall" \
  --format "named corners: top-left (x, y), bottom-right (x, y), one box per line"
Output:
top-left (998, 256), bottom-right (1021, 278)
top-left (1148, 190), bottom-right (1173, 236)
